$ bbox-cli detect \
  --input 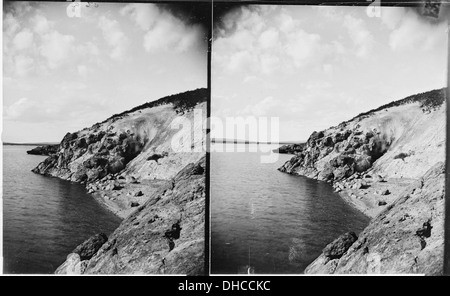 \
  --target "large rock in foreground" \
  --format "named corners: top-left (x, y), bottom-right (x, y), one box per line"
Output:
top-left (322, 232), bottom-right (358, 260)
top-left (72, 233), bottom-right (108, 260)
